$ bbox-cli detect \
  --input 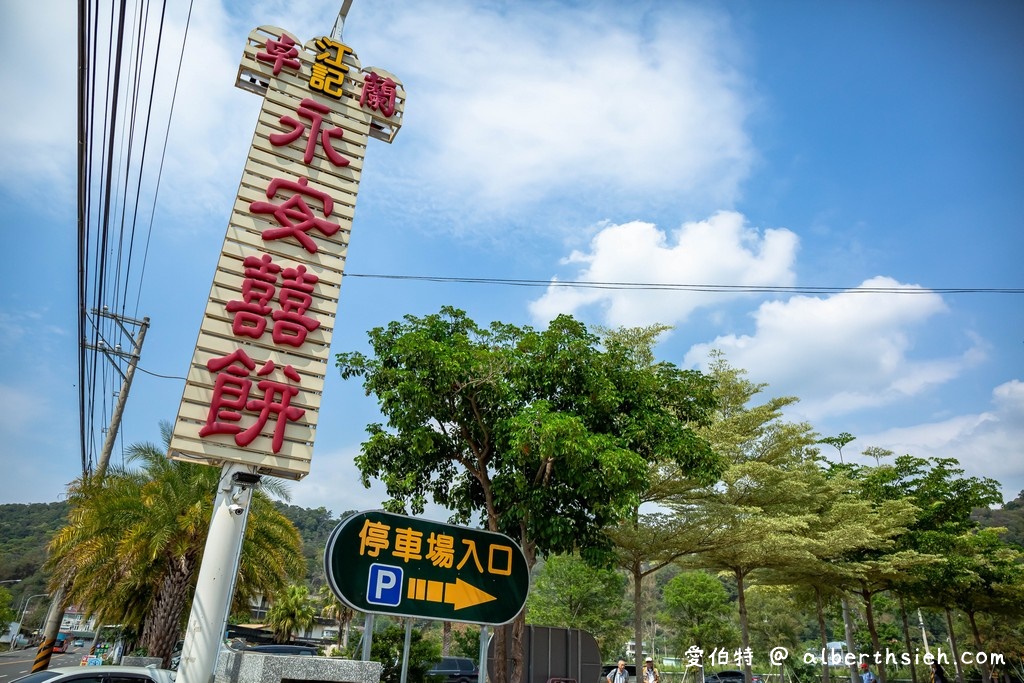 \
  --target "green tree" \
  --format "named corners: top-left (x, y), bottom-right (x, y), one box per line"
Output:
top-left (371, 623), bottom-right (442, 683)
top-left (319, 582), bottom-right (355, 651)
top-left (336, 308), bottom-right (720, 680)
top-left (689, 354), bottom-right (825, 683)
top-left (662, 570), bottom-right (739, 656)
top-left (267, 584), bottom-right (317, 643)
top-left (857, 454), bottom-right (1003, 683)
top-left (0, 586), bottom-right (16, 637)
top-left (600, 324), bottom-right (724, 671)
top-left (46, 423), bottom-right (305, 665)
top-left (526, 553), bottom-right (630, 659)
